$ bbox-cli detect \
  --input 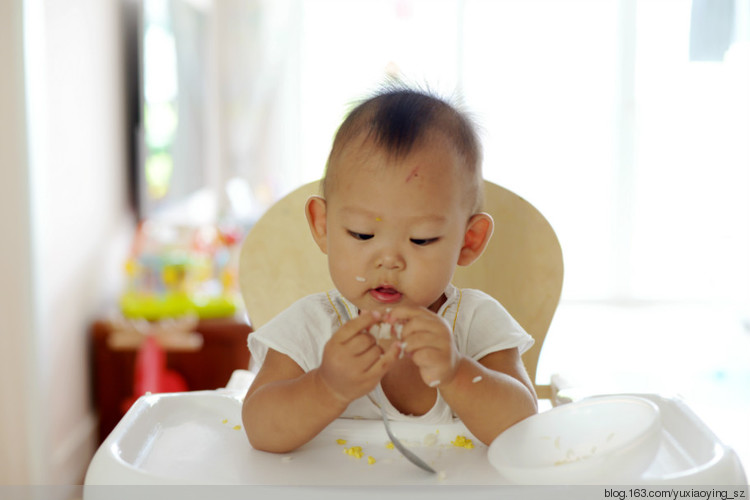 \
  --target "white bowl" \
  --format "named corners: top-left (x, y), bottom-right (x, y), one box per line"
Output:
top-left (488, 395), bottom-right (662, 484)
